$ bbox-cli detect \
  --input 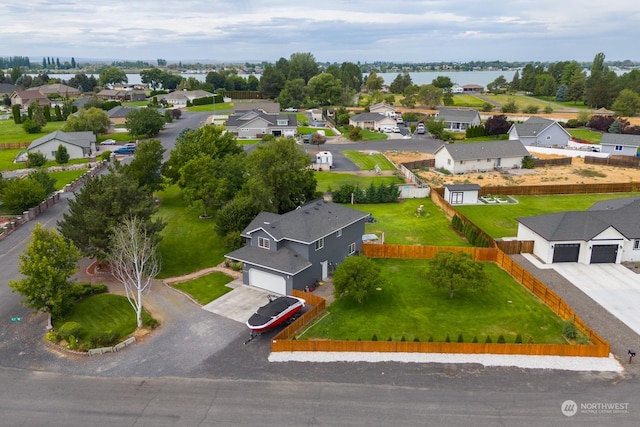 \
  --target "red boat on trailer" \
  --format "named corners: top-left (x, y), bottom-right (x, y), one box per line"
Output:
top-left (245, 295), bottom-right (305, 340)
